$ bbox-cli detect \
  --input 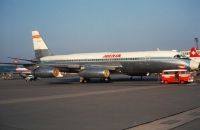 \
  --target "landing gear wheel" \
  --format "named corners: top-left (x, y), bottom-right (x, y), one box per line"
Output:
top-left (80, 77), bottom-right (90, 83)
top-left (180, 80), bottom-right (185, 84)
top-left (164, 80), bottom-right (168, 84)
top-left (101, 77), bottom-right (111, 83)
